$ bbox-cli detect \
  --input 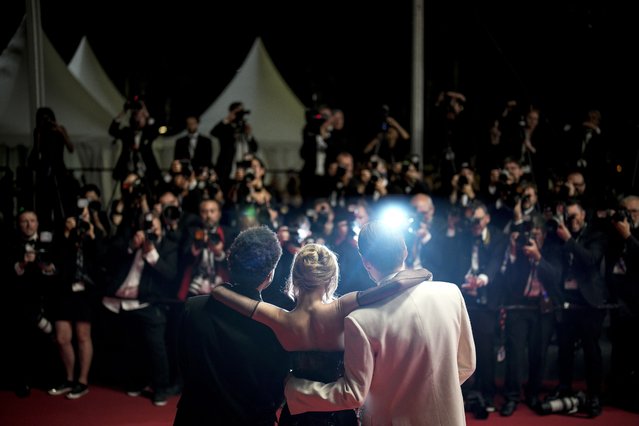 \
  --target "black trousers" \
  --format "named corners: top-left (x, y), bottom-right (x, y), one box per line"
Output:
top-left (120, 304), bottom-right (170, 394)
top-left (503, 307), bottom-right (555, 402)
top-left (464, 307), bottom-right (497, 400)
top-left (556, 307), bottom-right (605, 397)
